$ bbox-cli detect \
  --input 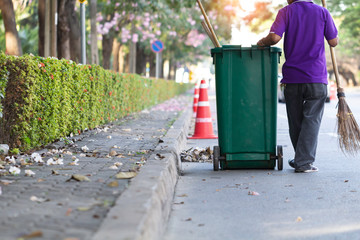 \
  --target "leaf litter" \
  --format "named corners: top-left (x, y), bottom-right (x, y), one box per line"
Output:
top-left (66, 174), bottom-right (91, 182)
top-left (180, 147), bottom-right (213, 162)
top-left (115, 172), bottom-right (137, 179)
